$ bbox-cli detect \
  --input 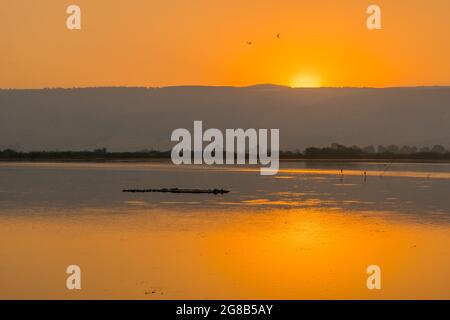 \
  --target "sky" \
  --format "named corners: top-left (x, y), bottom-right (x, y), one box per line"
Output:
top-left (1, 0), bottom-right (450, 88)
